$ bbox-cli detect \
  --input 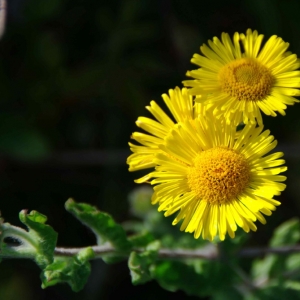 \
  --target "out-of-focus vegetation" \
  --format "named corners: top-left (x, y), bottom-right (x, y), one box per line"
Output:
top-left (1, 0), bottom-right (300, 299)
